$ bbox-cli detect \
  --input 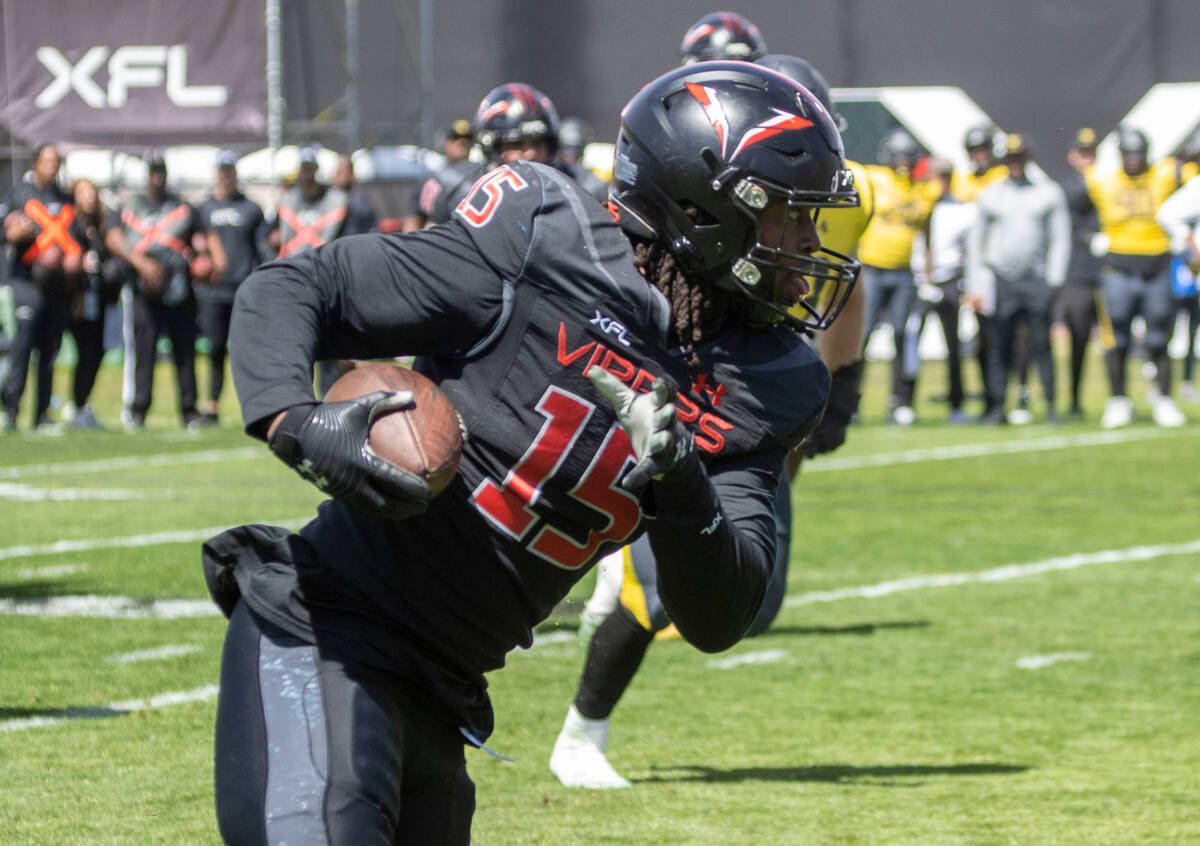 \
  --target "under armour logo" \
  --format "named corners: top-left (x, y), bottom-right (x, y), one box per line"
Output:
top-left (296, 459), bottom-right (330, 491)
